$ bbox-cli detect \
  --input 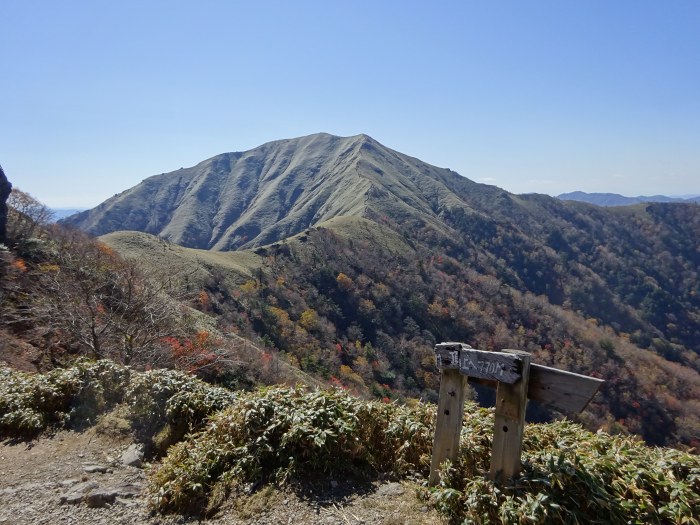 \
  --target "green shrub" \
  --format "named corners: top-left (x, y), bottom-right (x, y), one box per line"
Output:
top-left (429, 411), bottom-right (700, 524)
top-left (125, 368), bottom-right (237, 453)
top-left (0, 360), bottom-right (232, 447)
top-left (0, 360), bottom-right (130, 437)
top-left (148, 387), bottom-right (435, 515)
